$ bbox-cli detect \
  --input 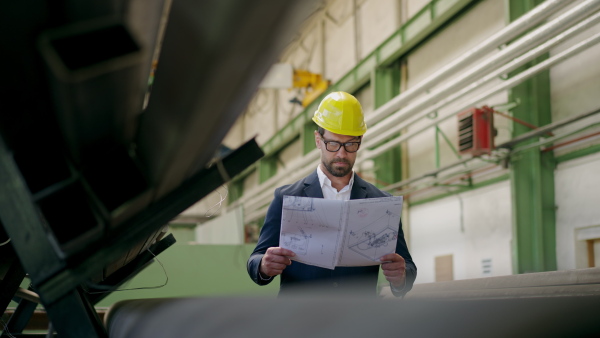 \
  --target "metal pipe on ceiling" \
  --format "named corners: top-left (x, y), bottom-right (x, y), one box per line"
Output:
top-left (230, 142), bottom-right (320, 211)
top-left (364, 9), bottom-right (600, 152)
top-left (365, 0), bottom-right (572, 127)
top-left (362, 30), bottom-right (600, 162)
top-left (497, 107), bottom-right (600, 150)
top-left (396, 163), bottom-right (506, 201)
top-left (246, 106), bottom-right (600, 220)
top-left (383, 107), bottom-right (600, 193)
top-left (541, 131), bottom-right (600, 152)
top-left (365, 0), bottom-right (600, 147)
